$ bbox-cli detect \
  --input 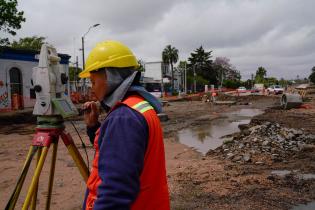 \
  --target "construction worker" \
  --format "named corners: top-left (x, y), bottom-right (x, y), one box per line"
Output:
top-left (79, 40), bottom-right (170, 210)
